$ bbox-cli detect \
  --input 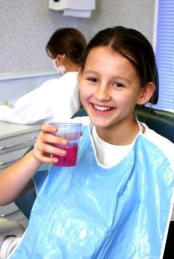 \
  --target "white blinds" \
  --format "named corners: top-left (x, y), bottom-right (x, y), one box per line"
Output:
top-left (155, 0), bottom-right (174, 110)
